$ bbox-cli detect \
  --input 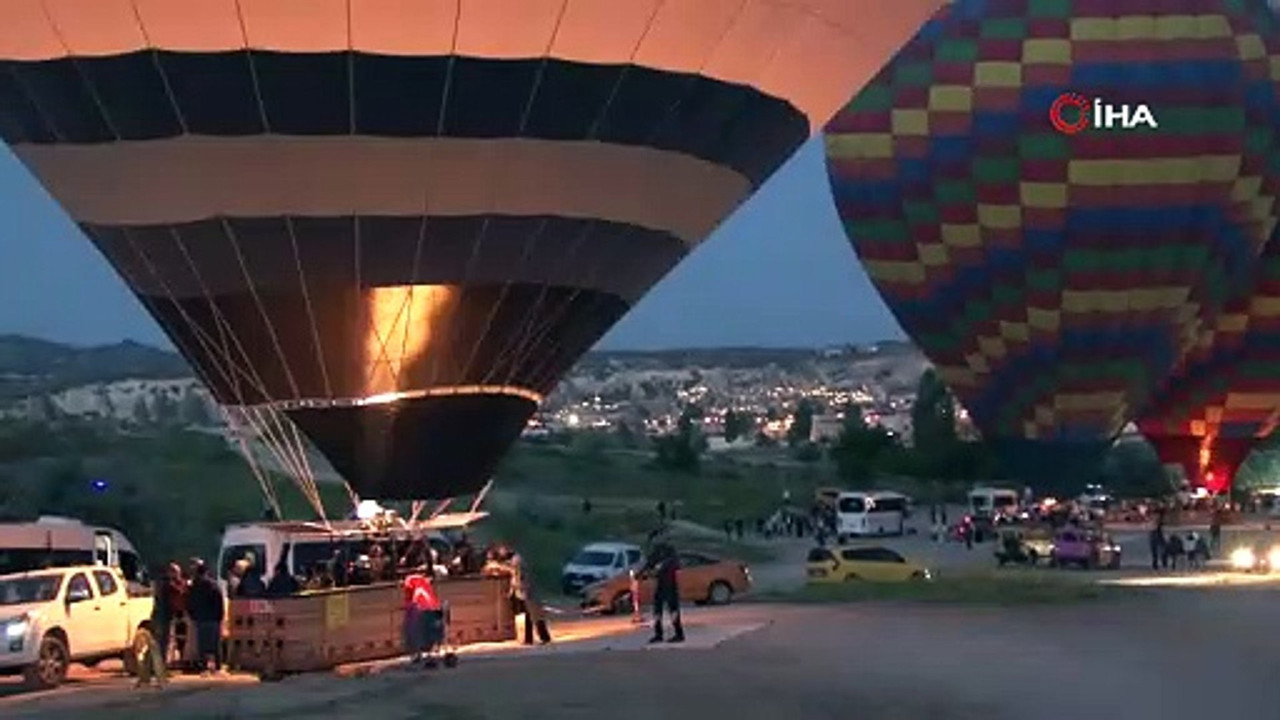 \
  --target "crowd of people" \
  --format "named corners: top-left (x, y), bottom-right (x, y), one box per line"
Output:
top-left (141, 557), bottom-right (229, 687)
